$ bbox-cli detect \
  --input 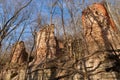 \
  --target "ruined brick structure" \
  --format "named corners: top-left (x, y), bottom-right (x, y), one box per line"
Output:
top-left (0, 41), bottom-right (28, 80)
top-left (82, 2), bottom-right (120, 80)
top-left (11, 41), bottom-right (28, 64)
top-left (34, 24), bottom-right (57, 65)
